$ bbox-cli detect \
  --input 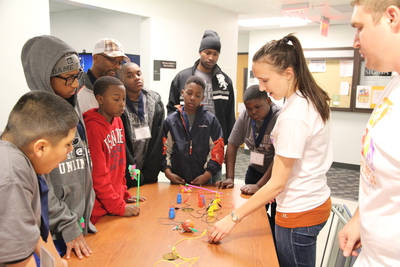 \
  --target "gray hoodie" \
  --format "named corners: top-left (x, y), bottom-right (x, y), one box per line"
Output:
top-left (21, 35), bottom-right (96, 243)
